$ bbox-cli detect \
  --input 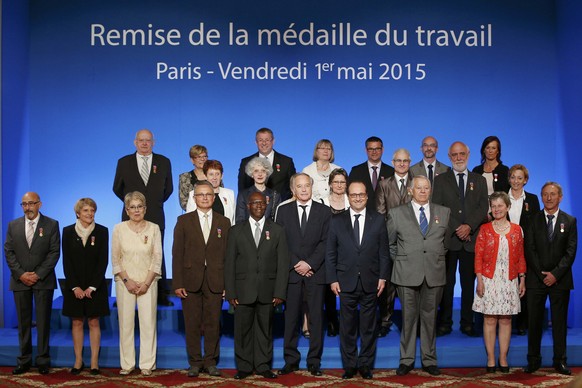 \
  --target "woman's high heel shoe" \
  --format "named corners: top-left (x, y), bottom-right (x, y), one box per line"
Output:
top-left (498, 358), bottom-right (509, 373)
top-left (486, 365), bottom-right (496, 373)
